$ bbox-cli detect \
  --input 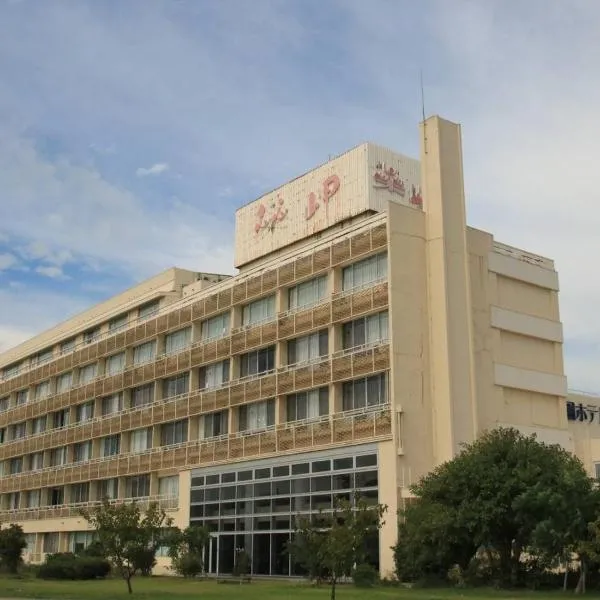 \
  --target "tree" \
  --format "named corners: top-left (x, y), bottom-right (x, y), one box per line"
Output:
top-left (166, 525), bottom-right (210, 578)
top-left (0, 524), bottom-right (27, 574)
top-left (288, 495), bottom-right (386, 600)
top-left (393, 427), bottom-right (596, 587)
top-left (81, 500), bottom-right (171, 594)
